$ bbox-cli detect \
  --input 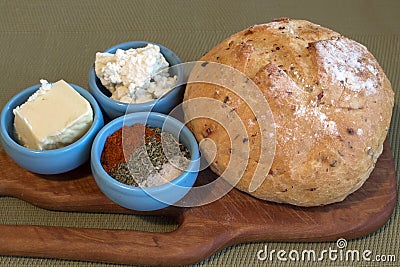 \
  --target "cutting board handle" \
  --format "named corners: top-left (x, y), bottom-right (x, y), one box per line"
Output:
top-left (0, 217), bottom-right (230, 266)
